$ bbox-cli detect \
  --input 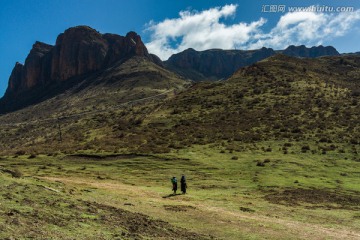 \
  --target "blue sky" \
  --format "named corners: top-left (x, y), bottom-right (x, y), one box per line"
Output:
top-left (1, 0), bottom-right (360, 96)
